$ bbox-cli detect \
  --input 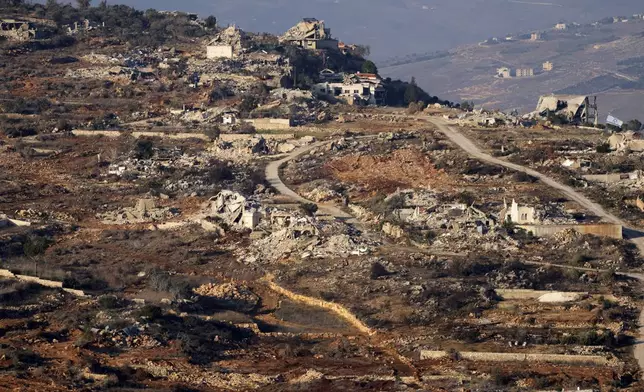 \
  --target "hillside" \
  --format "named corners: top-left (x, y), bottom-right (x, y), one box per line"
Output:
top-left (120, 0), bottom-right (644, 60)
top-left (382, 17), bottom-right (644, 120)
